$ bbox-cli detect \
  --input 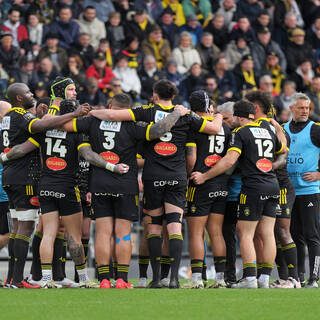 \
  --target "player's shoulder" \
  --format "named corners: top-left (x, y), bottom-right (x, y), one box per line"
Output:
top-left (232, 122), bottom-right (260, 133)
top-left (132, 103), bottom-right (156, 111)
